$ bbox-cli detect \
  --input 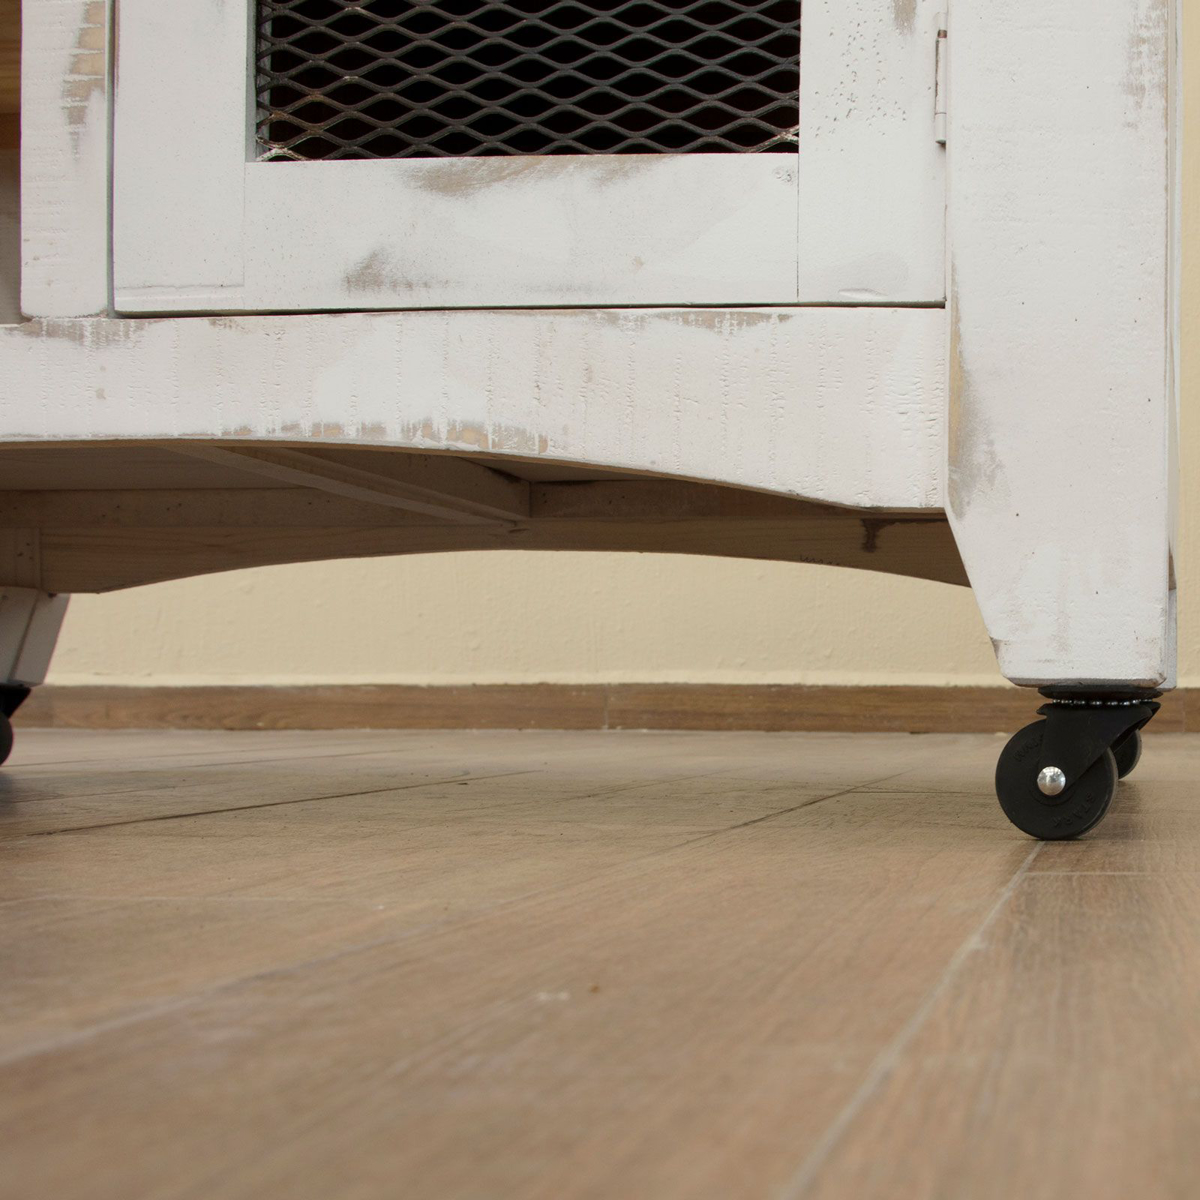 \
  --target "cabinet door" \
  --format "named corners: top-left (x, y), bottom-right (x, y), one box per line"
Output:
top-left (112, 0), bottom-right (945, 313)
